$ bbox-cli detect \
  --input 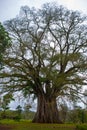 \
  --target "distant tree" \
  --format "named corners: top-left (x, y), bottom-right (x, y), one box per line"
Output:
top-left (24, 103), bottom-right (31, 112)
top-left (24, 103), bottom-right (32, 119)
top-left (16, 105), bottom-right (22, 121)
top-left (59, 103), bottom-right (68, 122)
top-left (16, 105), bottom-right (22, 115)
top-left (0, 3), bottom-right (87, 123)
